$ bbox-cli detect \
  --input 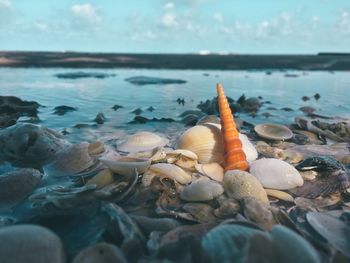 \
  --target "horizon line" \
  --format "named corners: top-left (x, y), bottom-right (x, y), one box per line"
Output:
top-left (2, 50), bottom-right (350, 56)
